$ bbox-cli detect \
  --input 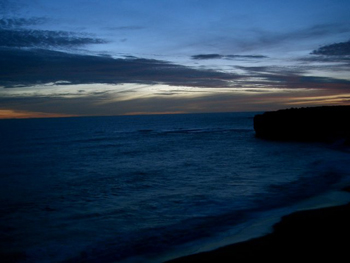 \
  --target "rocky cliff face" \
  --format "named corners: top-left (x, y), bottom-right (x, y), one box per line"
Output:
top-left (254, 106), bottom-right (350, 143)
